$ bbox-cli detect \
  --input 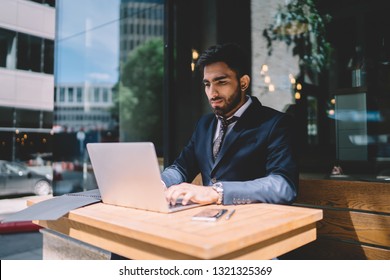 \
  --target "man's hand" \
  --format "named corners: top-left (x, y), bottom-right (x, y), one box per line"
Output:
top-left (165, 183), bottom-right (219, 206)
